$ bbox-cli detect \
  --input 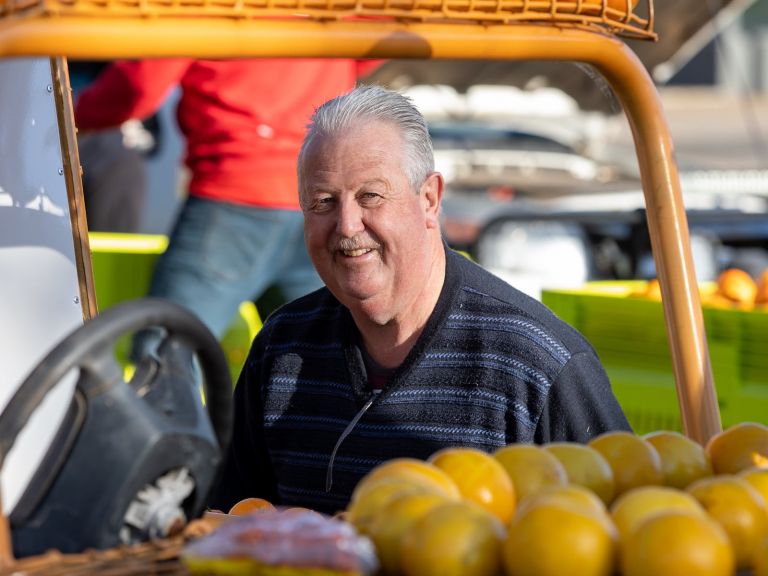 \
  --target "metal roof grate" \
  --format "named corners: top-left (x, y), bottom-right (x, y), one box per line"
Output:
top-left (0, 0), bottom-right (655, 40)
